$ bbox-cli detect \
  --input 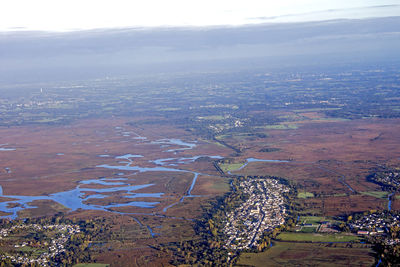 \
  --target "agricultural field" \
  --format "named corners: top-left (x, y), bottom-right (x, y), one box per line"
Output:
top-left (0, 64), bottom-right (400, 265)
top-left (236, 242), bottom-right (376, 267)
top-left (219, 163), bottom-right (245, 173)
top-left (276, 233), bottom-right (360, 242)
top-left (297, 192), bottom-right (314, 199)
top-left (360, 191), bottom-right (390, 199)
